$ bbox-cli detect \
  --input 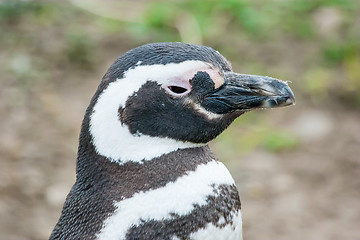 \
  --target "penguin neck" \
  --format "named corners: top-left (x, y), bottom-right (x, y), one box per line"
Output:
top-left (76, 127), bottom-right (217, 199)
top-left (76, 110), bottom-right (217, 195)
